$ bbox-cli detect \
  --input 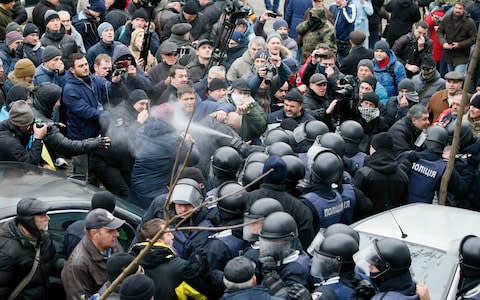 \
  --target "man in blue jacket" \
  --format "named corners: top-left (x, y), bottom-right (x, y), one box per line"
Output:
top-left (62, 52), bottom-right (121, 180)
top-left (372, 40), bottom-right (407, 97)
